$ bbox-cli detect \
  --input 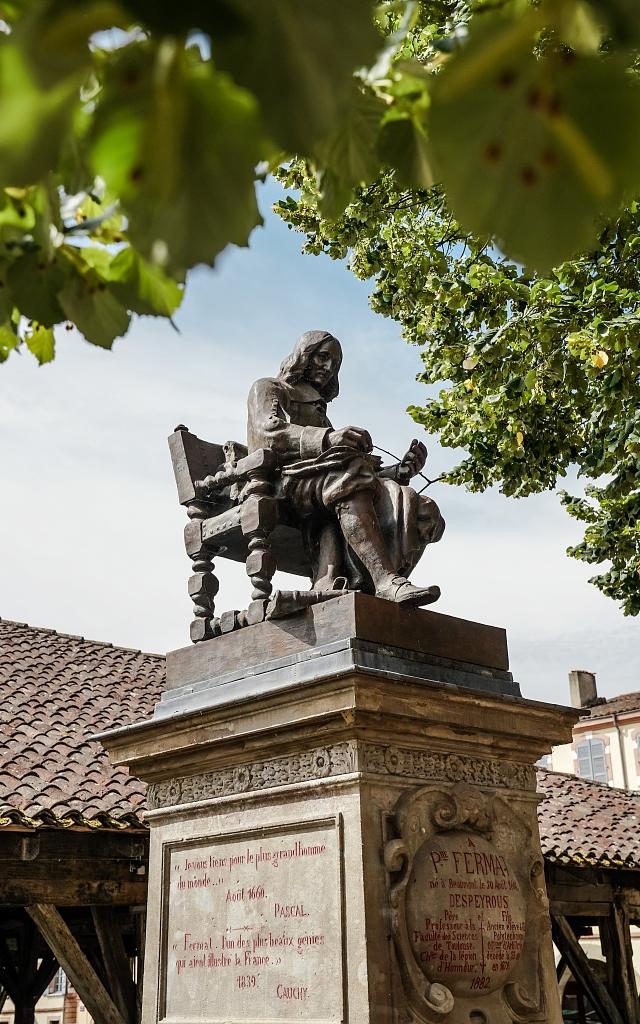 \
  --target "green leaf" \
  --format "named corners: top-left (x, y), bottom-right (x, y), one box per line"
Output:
top-left (58, 268), bottom-right (130, 348)
top-left (0, 321), bottom-right (19, 362)
top-left (378, 112), bottom-right (434, 189)
top-left (107, 246), bottom-right (183, 316)
top-left (211, 0), bottom-right (380, 154)
top-left (316, 85), bottom-right (384, 187)
top-left (7, 252), bottom-right (68, 326)
top-left (313, 85), bottom-right (385, 219)
top-left (25, 323), bottom-right (55, 364)
top-left (0, 41), bottom-right (80, 187)
top-left (91, 43), bottom-right (263, 273)
top-left (0, 189), bottom-right (36, 238)
top-left (16, 1), bottom-right (129, 87)
top-left (430, 14), bottom-right (640, 270)
top-left (317, 170), bottom-right (354, 221)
